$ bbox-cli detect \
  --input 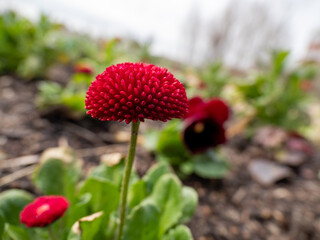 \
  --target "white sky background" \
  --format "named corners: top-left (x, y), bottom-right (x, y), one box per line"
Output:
top-left (1, 0), bottom-right (320, 68)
